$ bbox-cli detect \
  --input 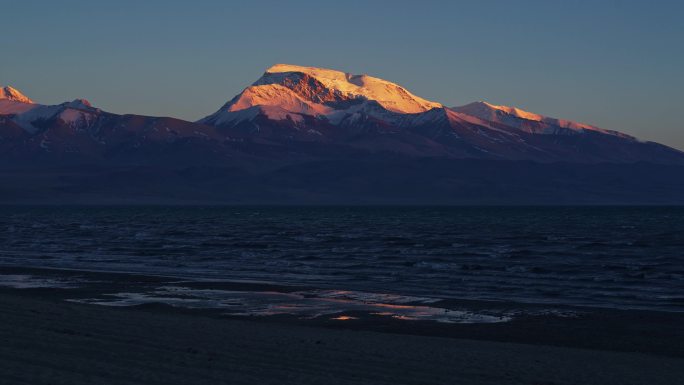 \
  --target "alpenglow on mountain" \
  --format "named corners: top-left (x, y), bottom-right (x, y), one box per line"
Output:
top-left (2, 64), bottom-right (684, 204)
top-left (198, 64), bottom-right (682, 163)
